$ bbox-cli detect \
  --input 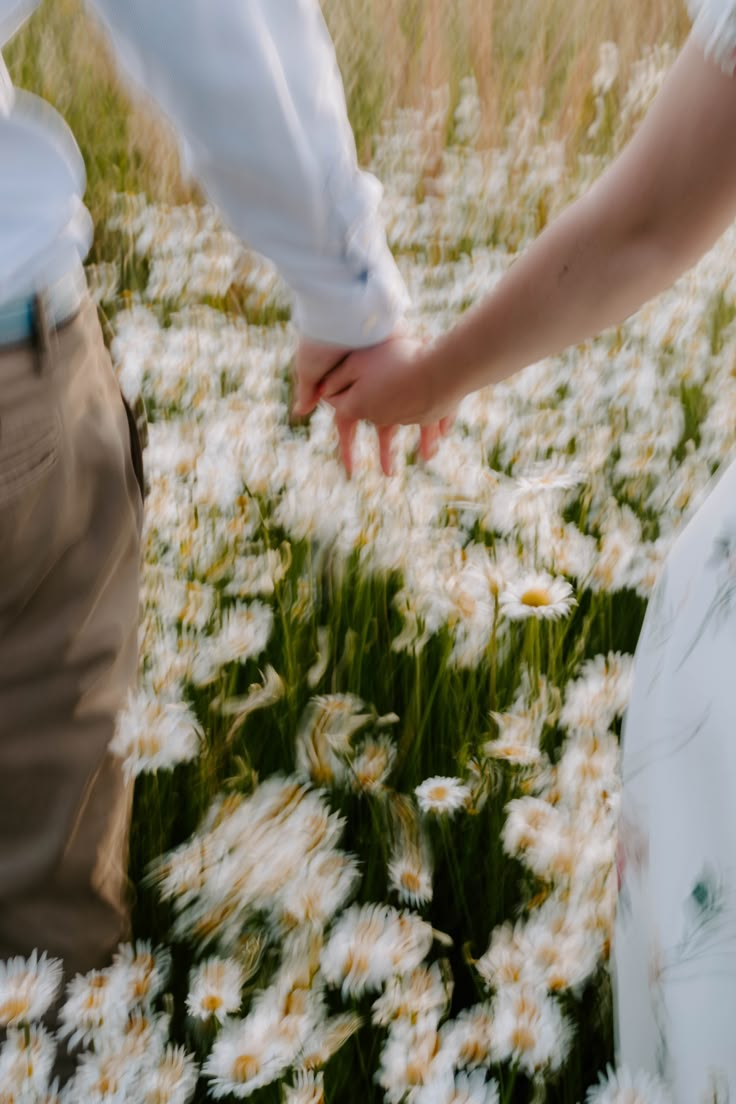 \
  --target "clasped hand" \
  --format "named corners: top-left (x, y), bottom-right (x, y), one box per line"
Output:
top-left (293, 333), bottom-right (455, 476)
